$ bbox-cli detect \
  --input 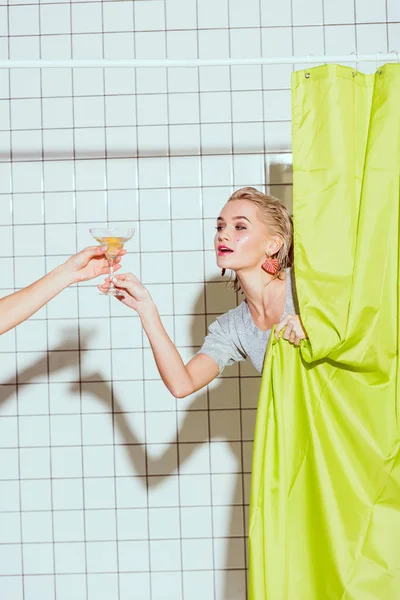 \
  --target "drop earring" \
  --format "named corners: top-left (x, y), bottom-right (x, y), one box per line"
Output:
top-left (261, 253), bottom-right (279, 275)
